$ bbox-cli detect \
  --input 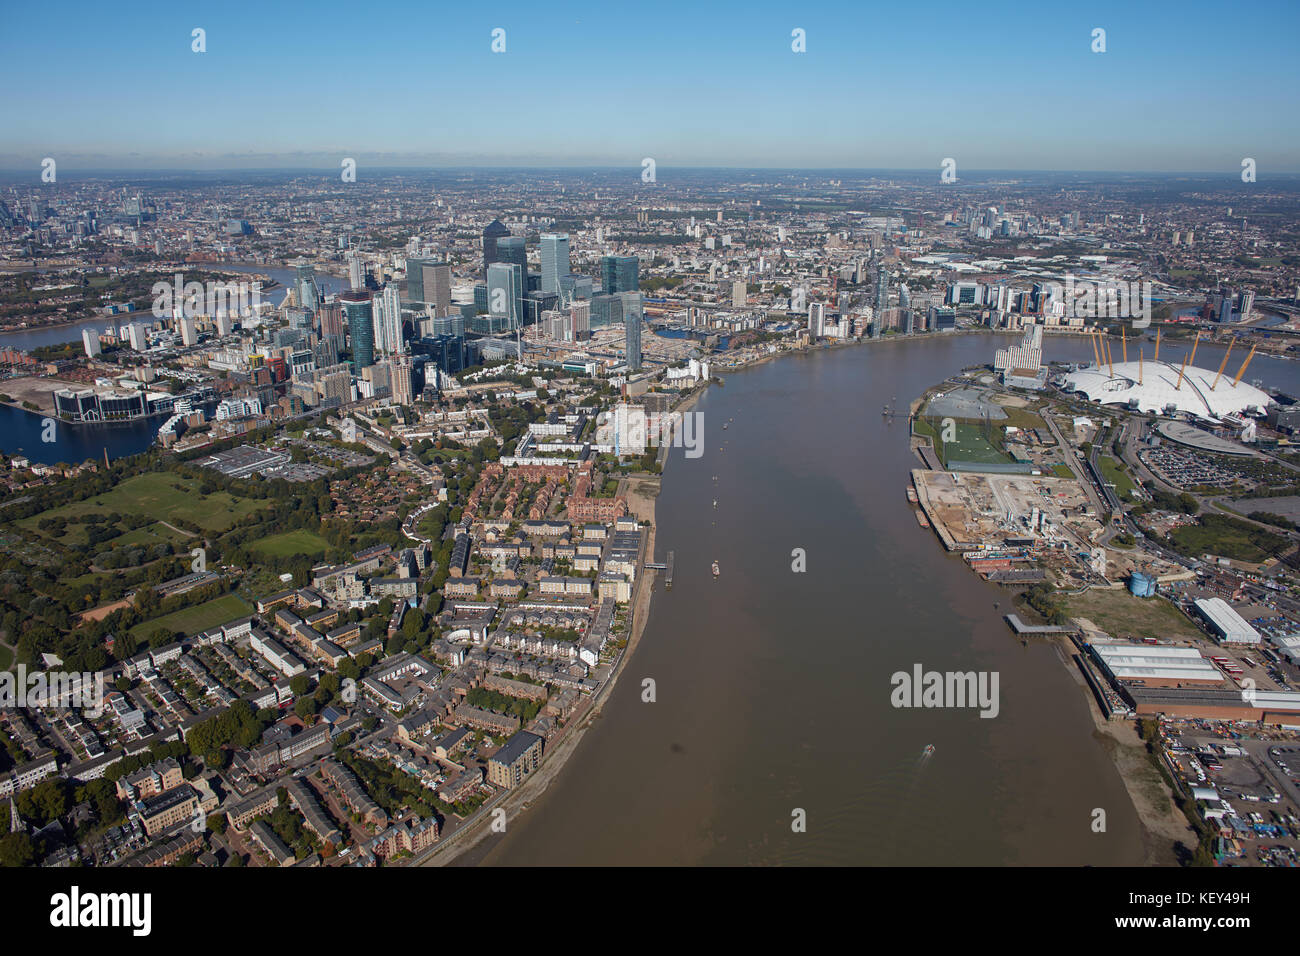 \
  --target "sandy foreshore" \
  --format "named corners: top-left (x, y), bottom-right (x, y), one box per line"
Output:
top-left (1048, 634), bottom-right (1195, 864)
